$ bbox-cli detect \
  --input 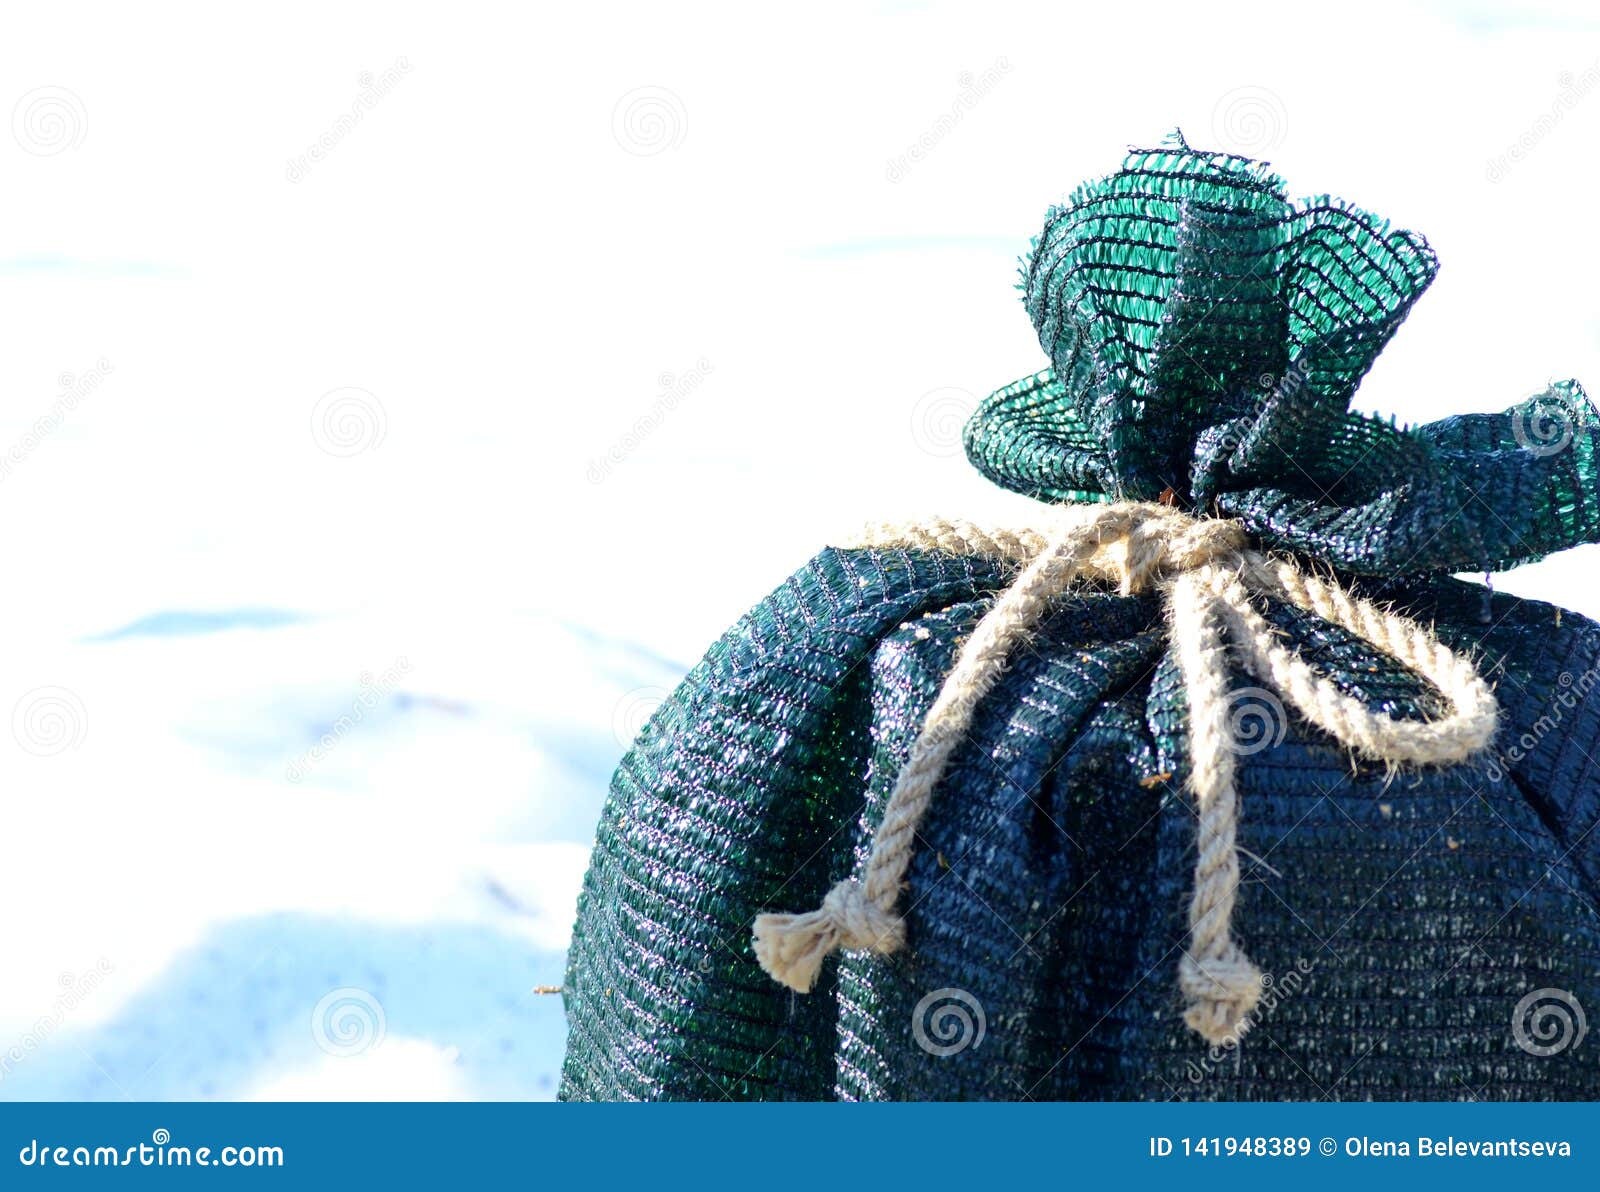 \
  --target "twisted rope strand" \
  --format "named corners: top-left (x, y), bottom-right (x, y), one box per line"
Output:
top-left (752, 512), bottom-right (1137, 992)
top-left (750, 502), bottom-right (1499, 1044)
top-left (1169, 569), bottom-right (1263, 1040)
